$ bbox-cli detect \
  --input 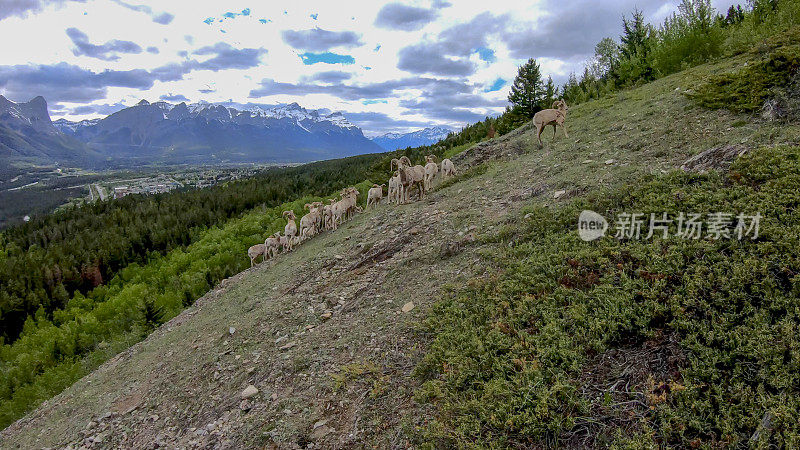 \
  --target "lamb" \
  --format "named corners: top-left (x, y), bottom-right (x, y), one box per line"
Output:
top-left (366, 184), bottom-right (384, 208)
top-left (424, 155), bottom-right (439, 191)
top-left (387, 171), bottom-right (400, 205)
top-left (264, 232), bottom-right (281, 259)
top-left (247, 243), bottom-right (266, 267)
top-left (533, 99), bottom-right (569, 147)
top-left (390, 158), bottom-right (413, 203)
top-left (282, 210), bottom-right (298, 250)
top-left (279, 234), bottom-right (292, 253)
top-left (323, 199), bottom-right (335, 231)
top-left (441, 158), bottom-right (456, 178)
top-left (311, 201), bottom-right (324, 232)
